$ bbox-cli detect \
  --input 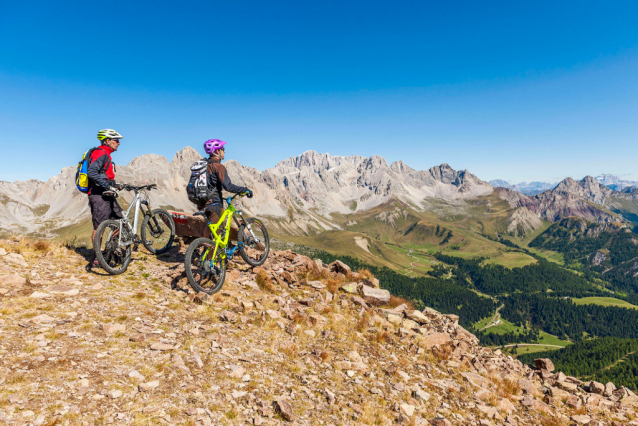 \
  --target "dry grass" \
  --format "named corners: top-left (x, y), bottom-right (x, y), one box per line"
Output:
top-left (433, 342), bottom-right (454, 361)
top-left (376, 331), bottom-right (390, 343)
top-left (359, 401), bottom-right (390, 425)
top-left (319, 350), bottom-right (332, 363)
top-left (255, 270), bottom-right (276, 293)
top-left (497, 377), bottom-right (521, 399)
top-left (388, 295), bottom-right (414, 310)
top-left (356, 312), bottom-right (370, 332)
top-left (32, 240), bottom-right (52, 252)
top-left (325, 277), bottom-right (345, 294)
top-left (279, 341), bottom-right (299, 359)
top-left (290, 312), bottom-right (309, 326)
top-left (355, 268), bottom-right (374, 280)
top-left (540, 415), bottom-right (569, 426)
